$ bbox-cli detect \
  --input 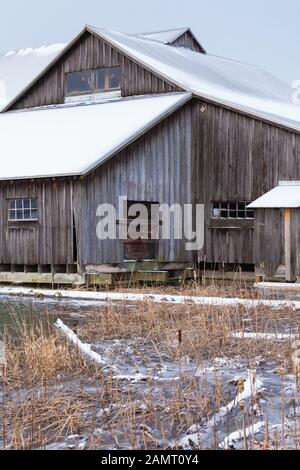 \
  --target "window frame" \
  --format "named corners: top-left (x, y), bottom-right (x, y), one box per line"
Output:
top-left (65, 66), bottom-right (121, 97)
top-left (211, 201), bottom-right (254, 220)
top-left (8, 198), bottom-right (39, 222)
